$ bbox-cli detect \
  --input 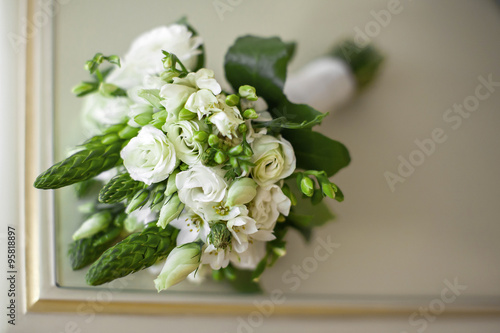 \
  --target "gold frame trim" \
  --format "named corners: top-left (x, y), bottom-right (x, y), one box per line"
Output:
top-left (23, 0), bottom-right (500, 316)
